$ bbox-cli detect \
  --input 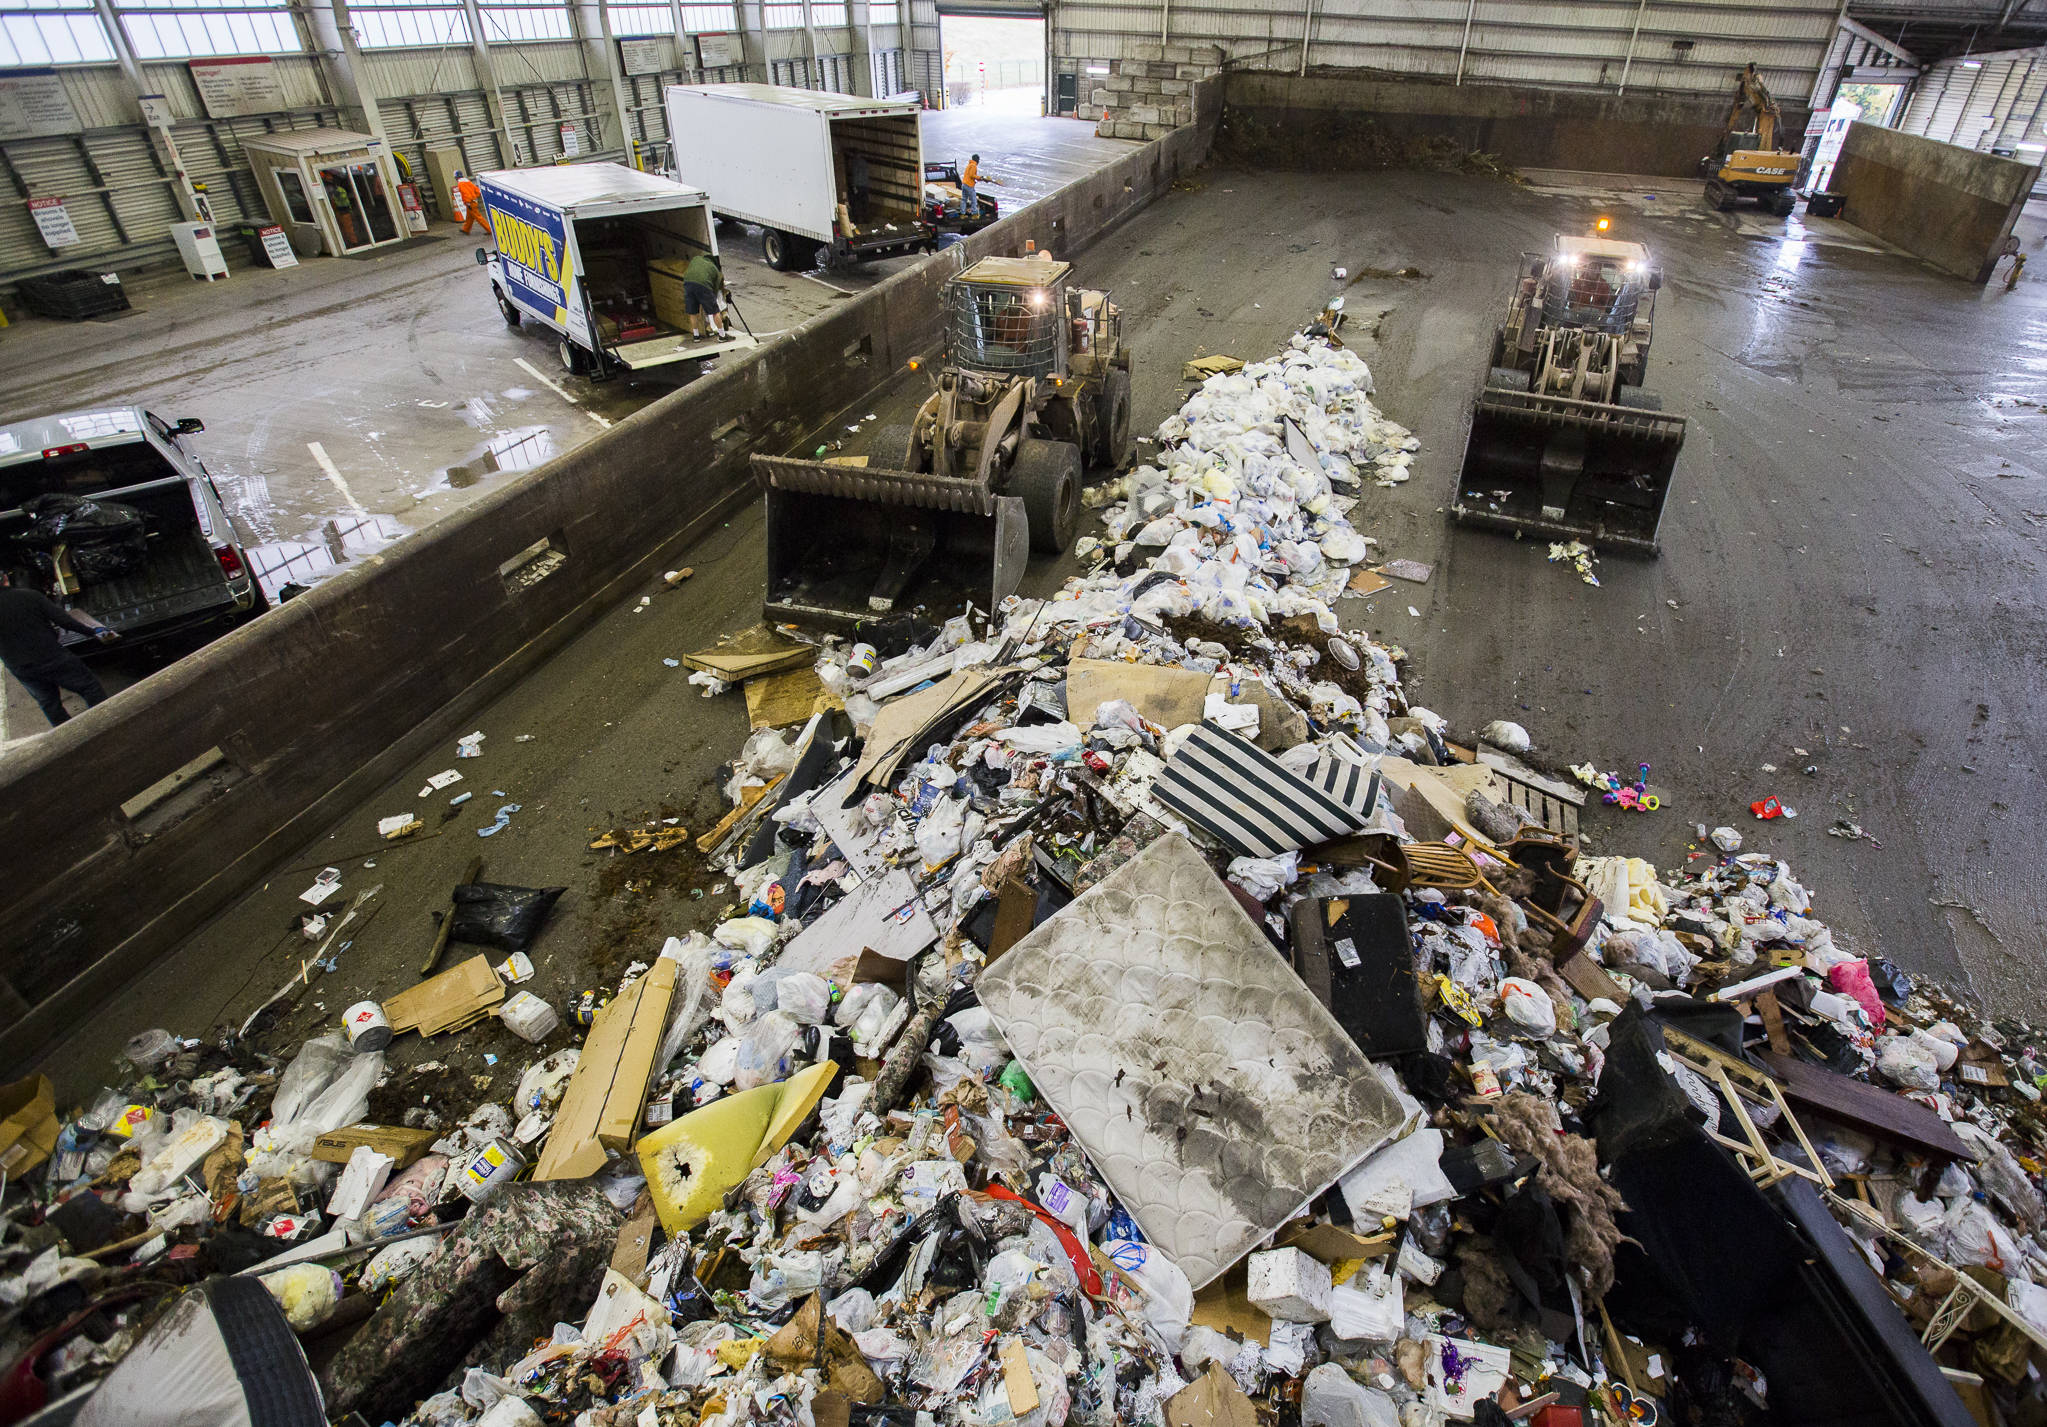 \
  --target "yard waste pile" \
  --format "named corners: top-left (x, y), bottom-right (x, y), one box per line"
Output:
top-left (8, 326), bottom-right (2047, 1427)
